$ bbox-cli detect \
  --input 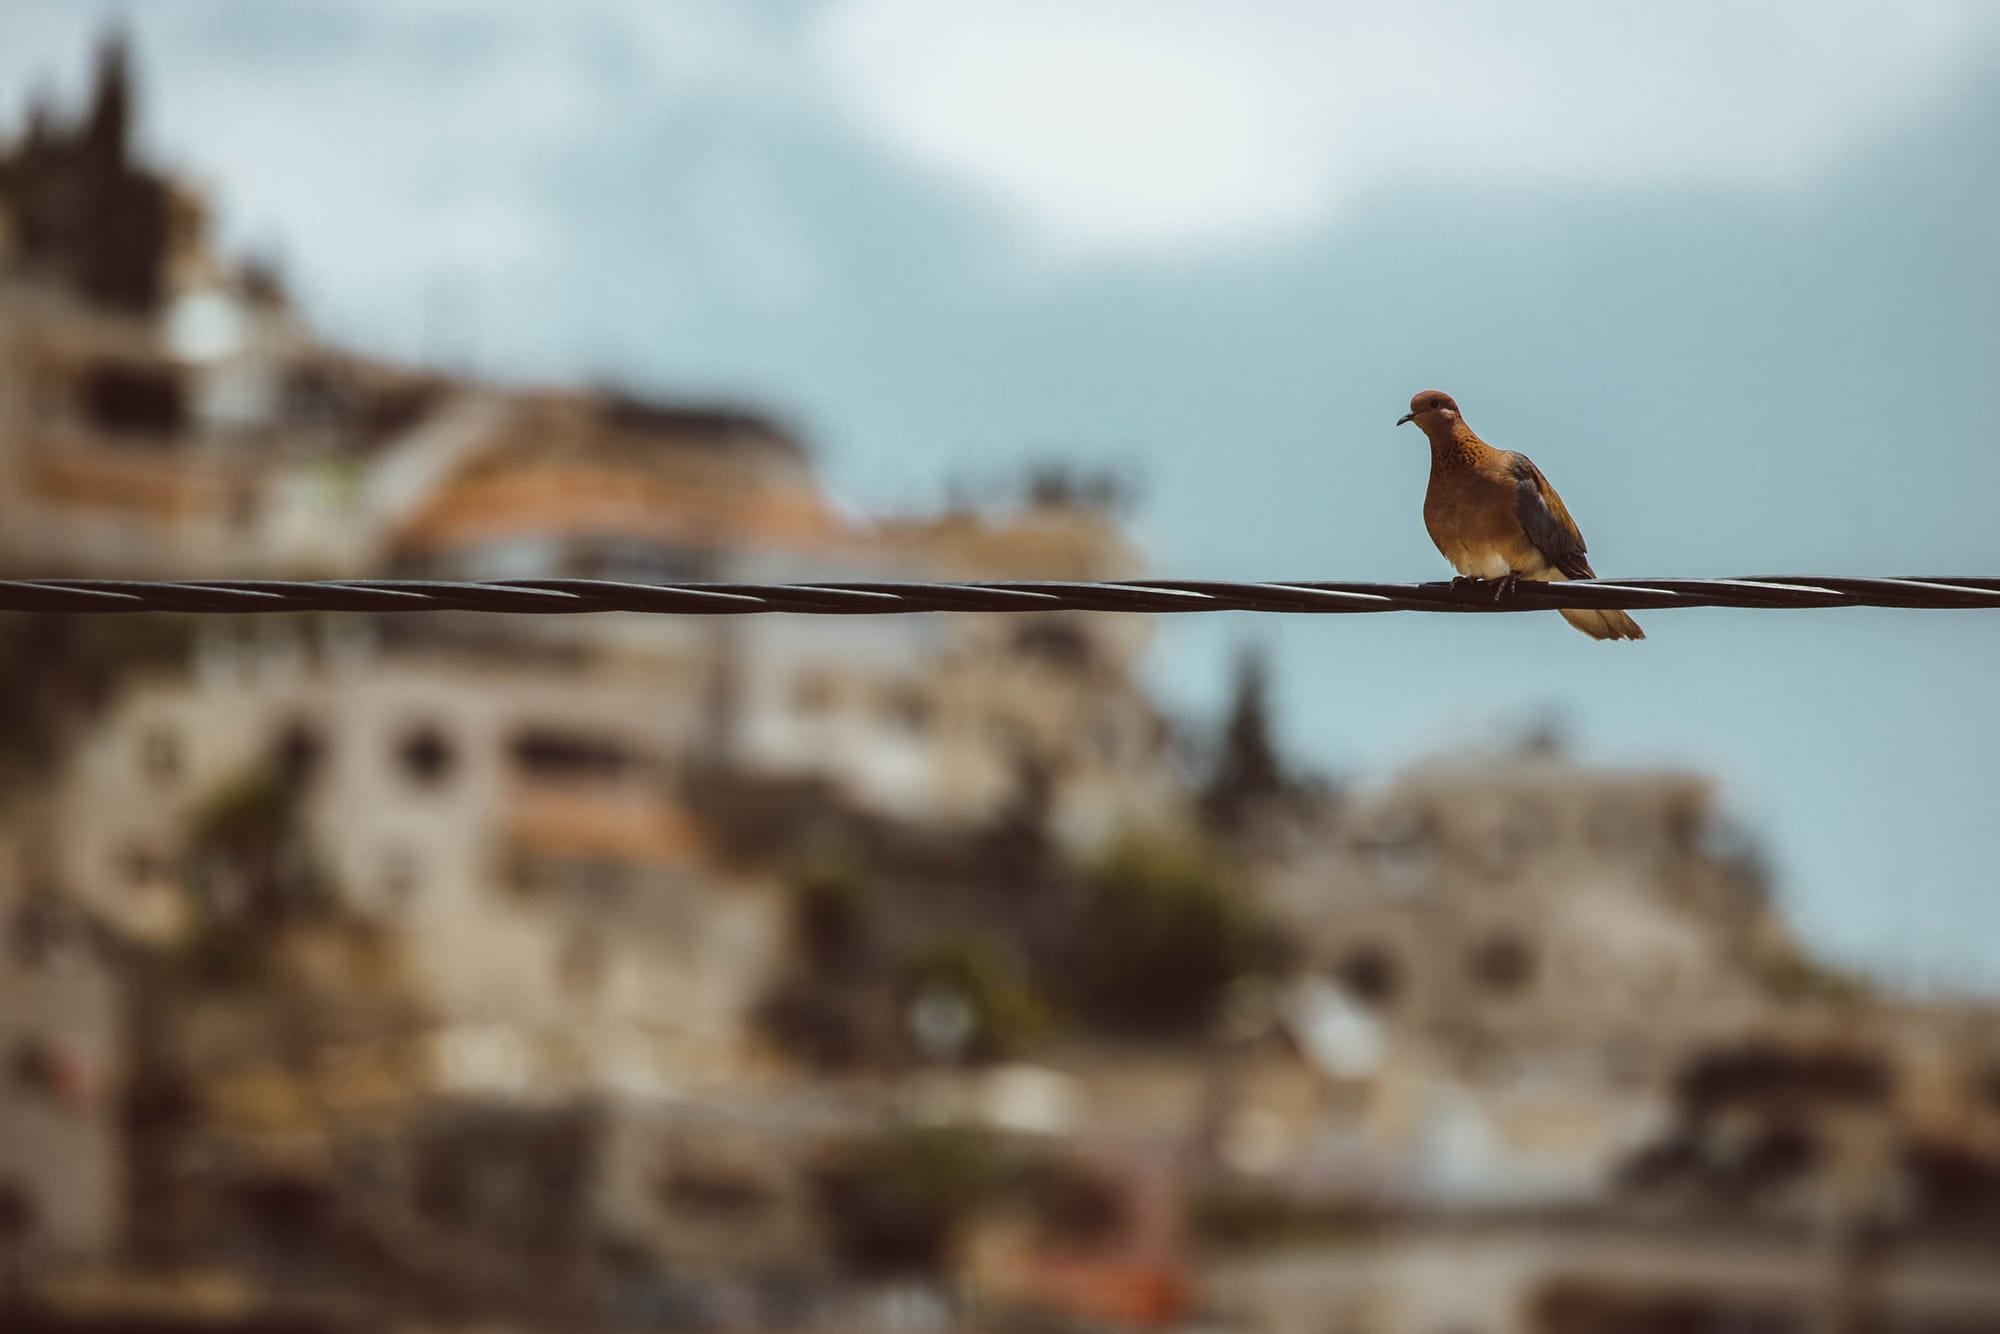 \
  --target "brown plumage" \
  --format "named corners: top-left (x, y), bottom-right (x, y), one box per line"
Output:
top-left (1396, 389), bottom-right (1643, 641)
